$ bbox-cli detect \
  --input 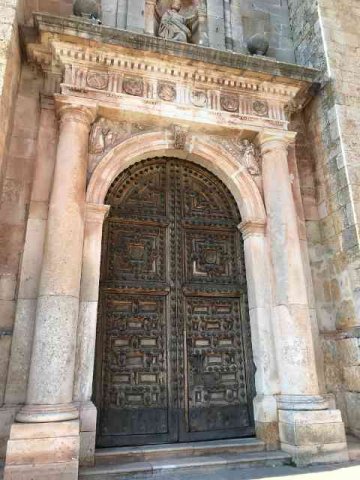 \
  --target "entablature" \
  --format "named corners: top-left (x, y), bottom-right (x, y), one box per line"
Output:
top-left (25, 13), bottom-right (321, 135)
